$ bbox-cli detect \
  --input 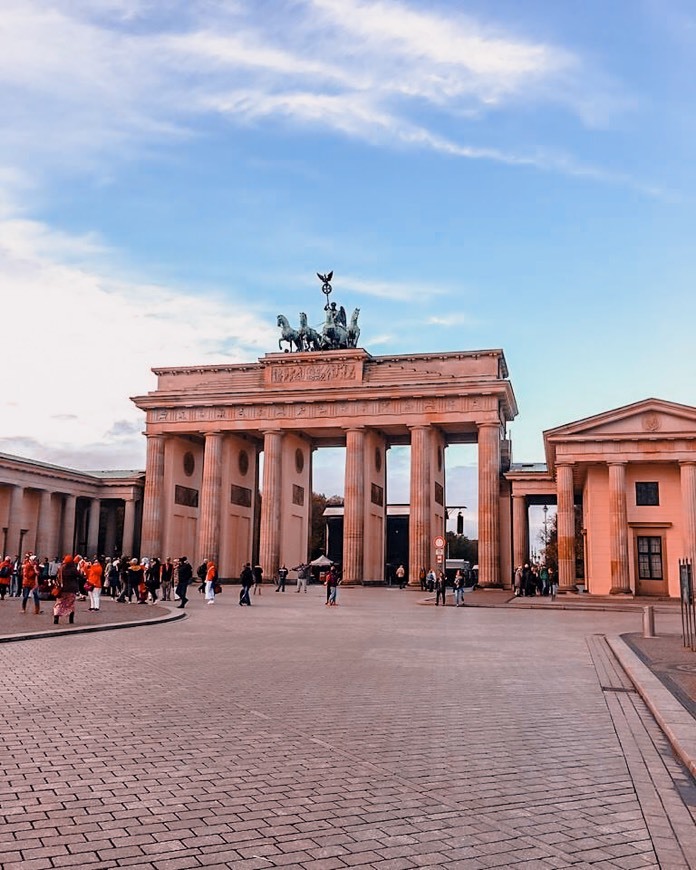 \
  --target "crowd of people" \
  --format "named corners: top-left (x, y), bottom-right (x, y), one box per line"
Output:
top-left (513, 563), bottom-right (558, 599)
